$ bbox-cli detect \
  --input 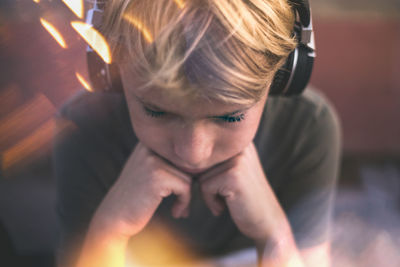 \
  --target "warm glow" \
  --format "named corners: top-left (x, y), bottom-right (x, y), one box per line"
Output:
top-left (33, 0), bottom-right (40, 3)
top-left (62, 0), bottom-right (84, 19)
top-left (40, 18), bottom-right (67, 48)
top-left (0, 94), bottom-right (55, 152)
top-left (71, 21), bottom-right (112, 64)
top-left (122, 14), bottom-right (154, 43)
top-left (127, 222), bottom-right (197, 266)
top-left (173, 0), bottom-right (186, 9)
top-left (2, 119), bottom-right (55, 172)
top-left (76, 72), bottom-right (93, 92)
top-left (287, 257), bottom-right (305, 267)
